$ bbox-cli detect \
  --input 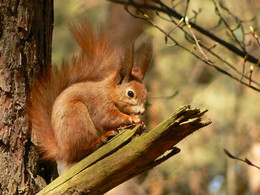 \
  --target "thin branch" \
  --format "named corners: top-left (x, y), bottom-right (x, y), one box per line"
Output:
top-left (185, 16), bottom-right (212, 62)
top-left (162, 12), bottom-right (257, 86)
top-left (108, 0), bottom-right (259, 65)
top-left (224, 149), bottom-right (260, 170)
top-left (250, 26), bottom-right (260, 47)
top-left (122, 3), bottom-right (260, 92)
top-left (249, 65), bottom-right (254, 85)
top-left (212, 0), bottom-right (245, 51)
top-left (108, 0), bottom-right (260, 92)
top-left (184, 0), bottom-right (190, 17)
